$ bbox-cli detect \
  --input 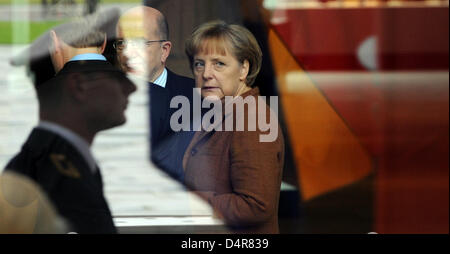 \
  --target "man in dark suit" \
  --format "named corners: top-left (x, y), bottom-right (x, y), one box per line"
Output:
top-left (4, 9), bottom-right (136, 233)
top-left (116, 6), bottom-right (195, 182)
